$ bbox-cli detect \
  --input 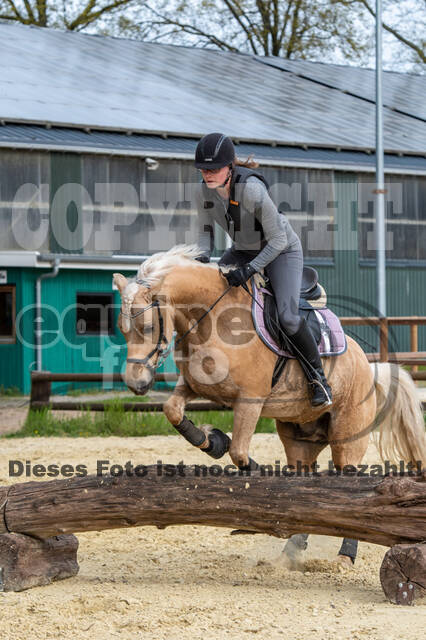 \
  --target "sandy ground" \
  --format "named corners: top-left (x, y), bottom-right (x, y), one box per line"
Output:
top-left (0, 426), bottom-right (424, 640)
